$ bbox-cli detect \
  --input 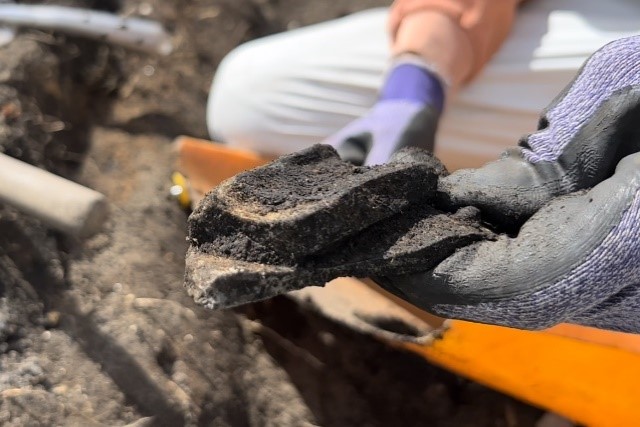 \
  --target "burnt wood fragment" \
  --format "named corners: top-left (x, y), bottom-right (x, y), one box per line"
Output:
top-left (186, 145), bottom-right (494, 310)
